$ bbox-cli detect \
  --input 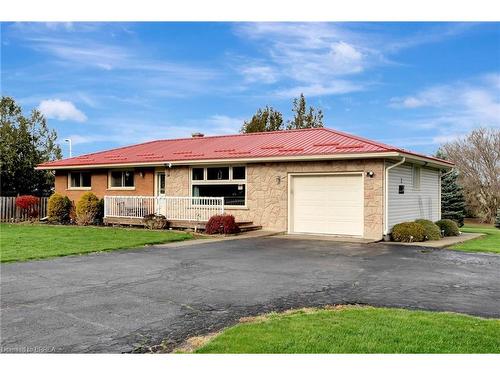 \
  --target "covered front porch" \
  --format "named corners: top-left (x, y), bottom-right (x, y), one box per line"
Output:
top-left (103, 195), bottom-right (224, 227)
